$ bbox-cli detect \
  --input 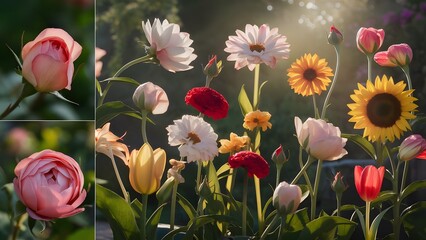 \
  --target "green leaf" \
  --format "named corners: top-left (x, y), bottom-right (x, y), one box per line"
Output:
top-left (297, 216), bottom-right (357, 240)
top-left (342, 133), bottom-right (376, 160)
top-left (286, 208), bottom-right (310, 232)
top-left (216, 163), bottom-right (230, 177)
top-left (66, 227), bottom-right (95, 240)
top-left (100, 77), bottom-right (141, 86)
top-left (96, 79), bottom-right (103, 95)
top-left (96, 101), bottom-right (139, 127)
top-left (354, 208), bottom-right (366, 239)
top-left (369, 206), bottom-right (392, 240)
top-left (205, 161), bottom-right (224, 215)
top-left (177, 192), bottom-right (196, 220)
top-left (371, 191), bottom-right (397, 206)
top-left (400, 180), bottom-right (426, 202)
top-left (401, 201), bottom-right (426, 240)
top-left (96, 184), bottom-right (140, 240)
top-left (146, 203), bottom-right (167, 240)
top-left (238, 84), bottom-right (253, 116)
top-left (184, 214), bottom-right (238, 240)
top-left (161, 226), bottom-right (188, 240)
top-left (6, 44), bottom-right (22, 68)
top-left (50, 91), bottom-right (79, 105)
